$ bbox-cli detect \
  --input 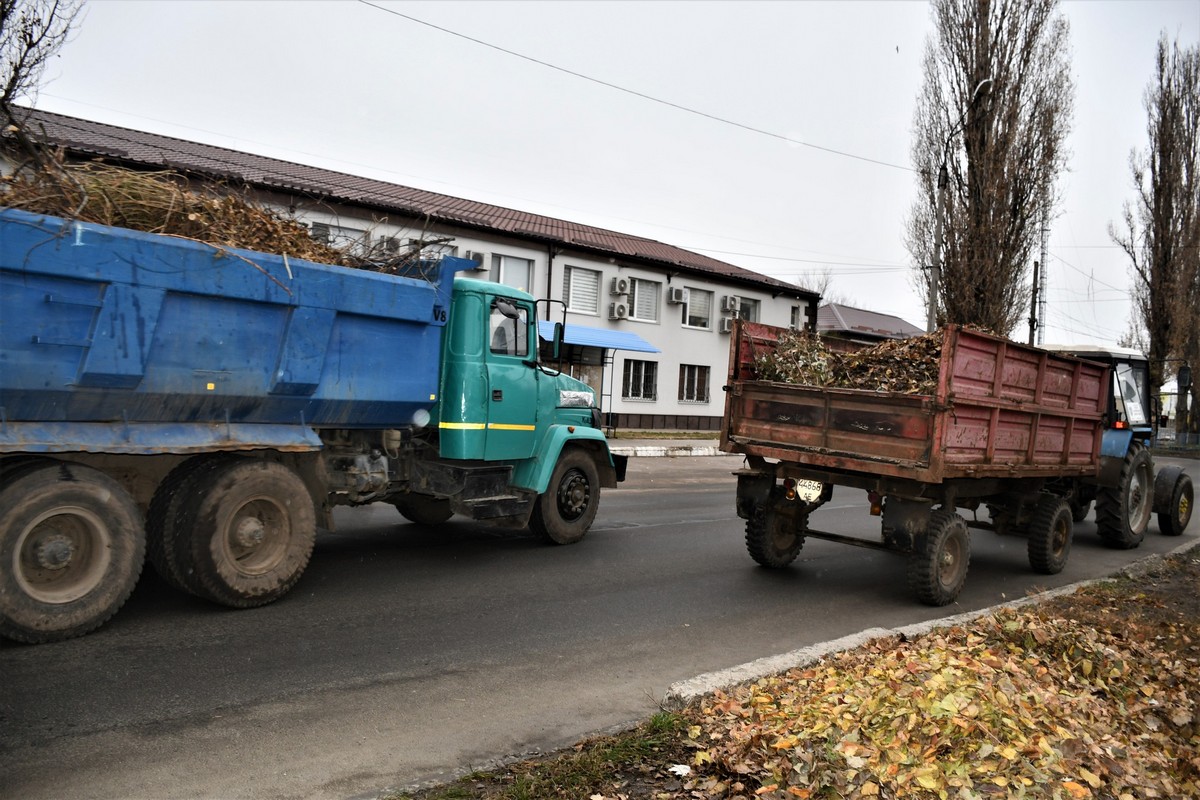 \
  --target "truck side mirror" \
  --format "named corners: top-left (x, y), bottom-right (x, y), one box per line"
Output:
top-left (551, 322), bottom-right (563, 361)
